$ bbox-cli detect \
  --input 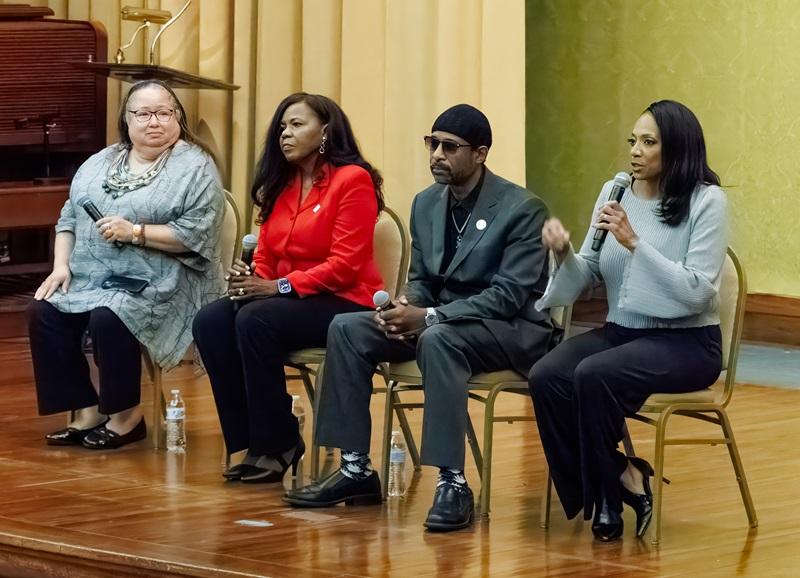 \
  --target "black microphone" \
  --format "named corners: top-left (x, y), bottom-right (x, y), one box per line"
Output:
top-left (231, 234), bottom-right (259, 311)
top-left (591, 172), bottom-right (632, 252)
top-left (373, 290), bottom-right (394, 311)
top-left (240, 234), bottom-right (258, 266)
top-left (80, 198), bottom-right (123, 248)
